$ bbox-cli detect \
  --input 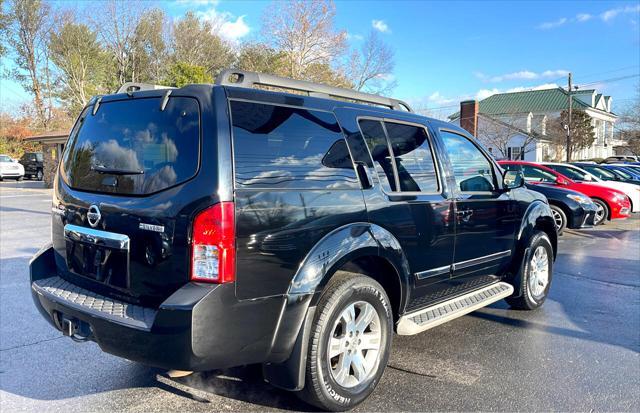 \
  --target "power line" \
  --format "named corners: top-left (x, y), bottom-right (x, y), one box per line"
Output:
top-left (577, 74), bottom-right (640, 88)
